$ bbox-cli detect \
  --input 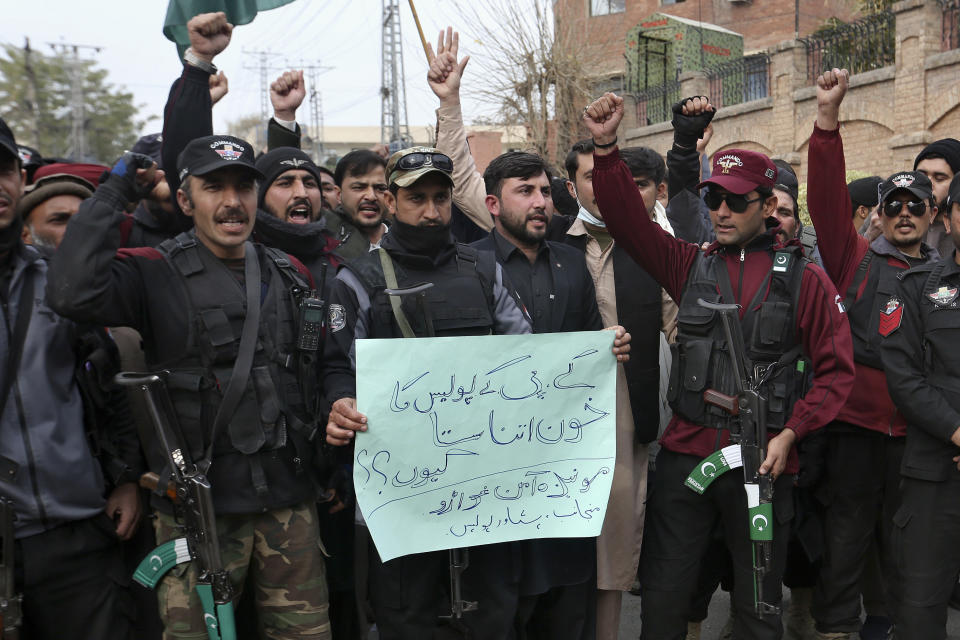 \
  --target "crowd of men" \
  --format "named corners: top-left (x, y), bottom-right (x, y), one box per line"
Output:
top-left (3, 9), bottom-right (960, 640)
